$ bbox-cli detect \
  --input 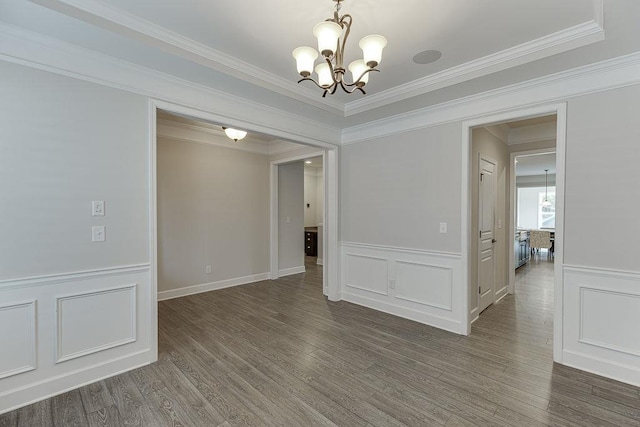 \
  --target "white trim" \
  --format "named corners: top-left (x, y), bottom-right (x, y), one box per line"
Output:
top-left (148, 101), bottom-right (158, 364)
top-left (462, 103), bottom-right (567, 364)
top-left (55, 284), bottom-right (137, 363)
top-left (342, 52), bottom-right (640, 145)
top-left (342, 292), bottom-right (462, 335)
top-left (0, 264), bottom-right (150, 290)
top-left (316, 258), bottom-right (324, 266)
top-left (562, 350), bottom-right (640, 389)
top-left (0, 300), bottom-right (37, 380)
top-left (345, 4), bottom-right (605, 116)
top-left (563, 264), bottom-right (640, 279)
top-left (340, 241), bottom-right (462, 259)
top-left (157, 273), bottom-right (270, 301)
top-left (278, 266), bottom-right (306, 277)
top-left (0, 350), bottom-right (151, 416)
